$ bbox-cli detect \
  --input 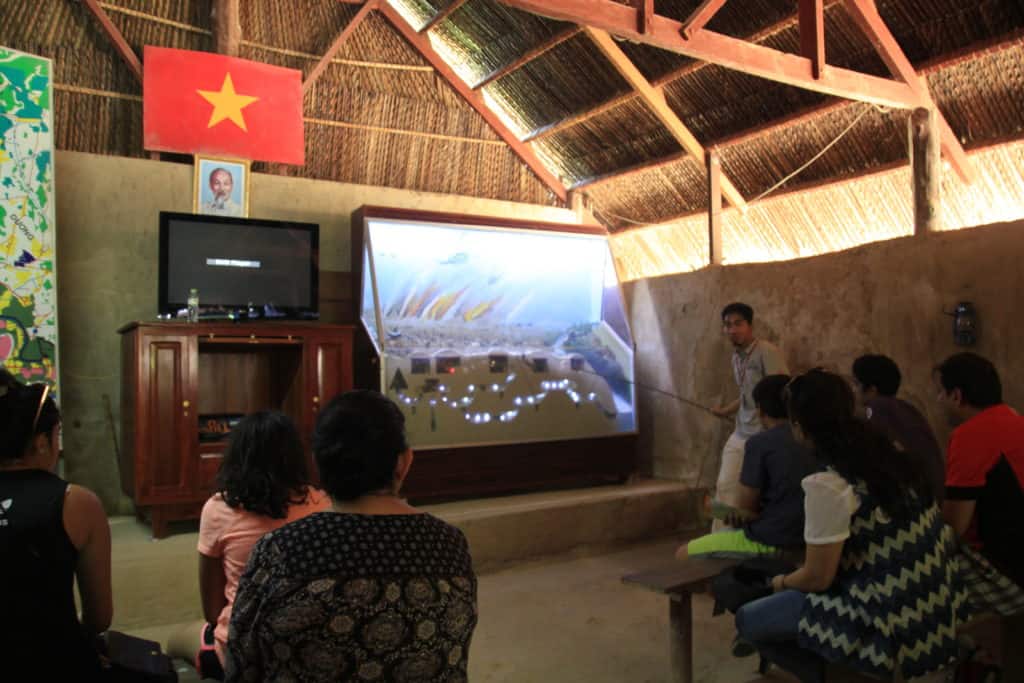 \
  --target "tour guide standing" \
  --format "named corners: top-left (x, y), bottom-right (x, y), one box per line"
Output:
top-left (711, 303), bottom-right (788, 531)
